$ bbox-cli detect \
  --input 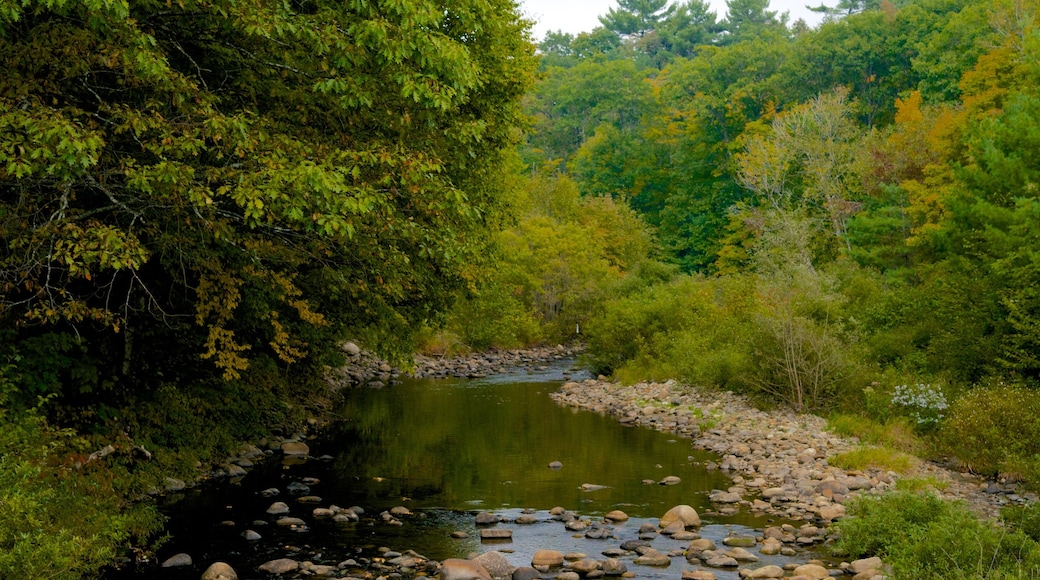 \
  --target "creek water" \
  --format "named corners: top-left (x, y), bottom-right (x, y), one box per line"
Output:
top-left (113, 360), bottom-right (820, 579)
